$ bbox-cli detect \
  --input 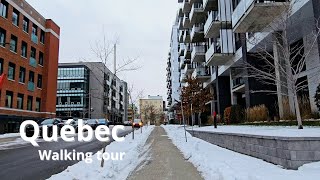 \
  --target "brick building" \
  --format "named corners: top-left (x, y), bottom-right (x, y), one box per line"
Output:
top-left (0, 0), bottom-right (60, 133)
